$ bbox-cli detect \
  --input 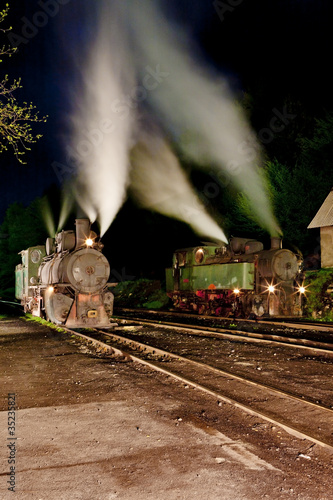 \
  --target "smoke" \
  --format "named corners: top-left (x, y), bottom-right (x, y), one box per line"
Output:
top-left (123, 0), bottom-right (281, 236)
top-left (67, 0), bottom-right (280, 239)
top-left (40, 197), bottom-right (56, 238)
top-left (68, 2), bottom-right (135, 236)
top-left (130, 127), bottom-right (227, 243)
top-left (57, 182), bottom-right (75, 233)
